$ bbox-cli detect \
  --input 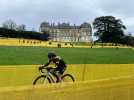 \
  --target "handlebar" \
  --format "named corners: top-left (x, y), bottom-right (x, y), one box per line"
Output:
top-left (39, 66), bottom-right (46, 73)
top-left (39, 68), bottom-right (44, 73)
top-left (39, 66), bottom-right (55, 73)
